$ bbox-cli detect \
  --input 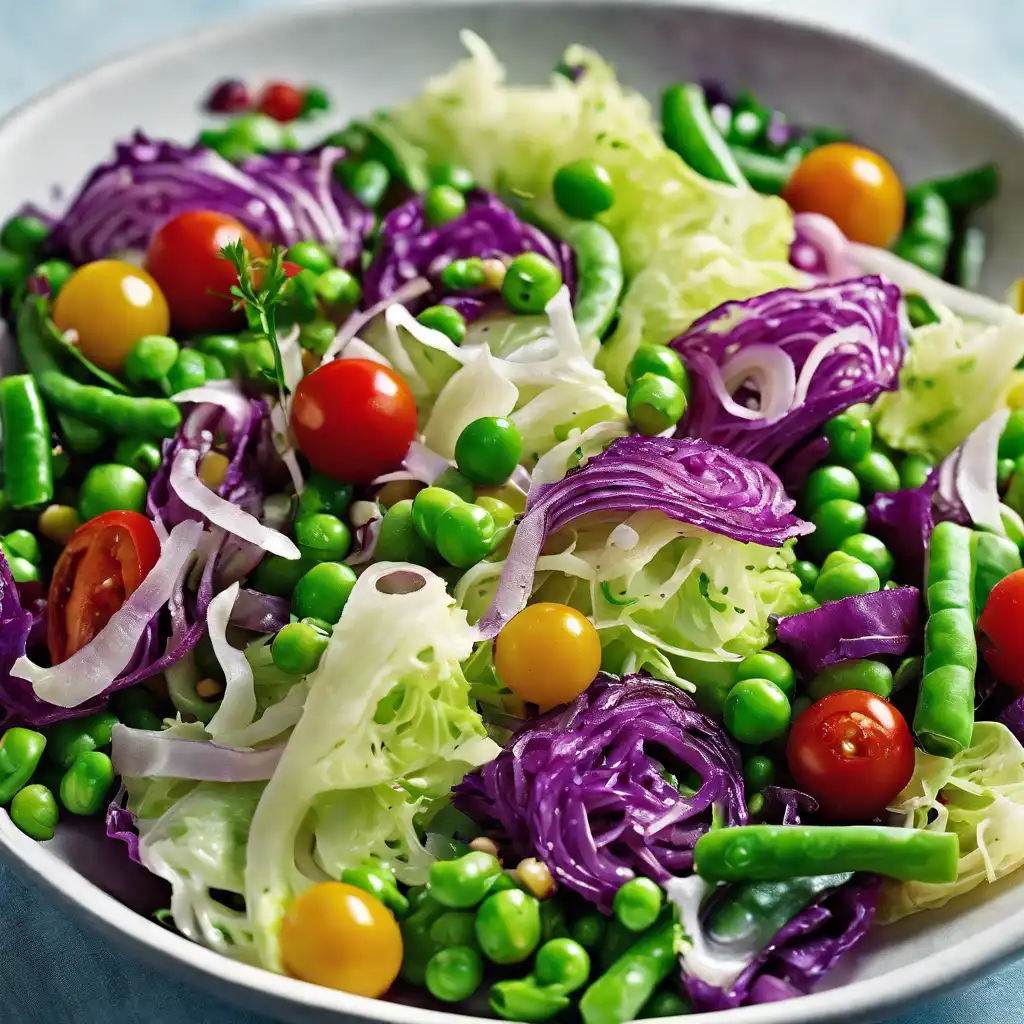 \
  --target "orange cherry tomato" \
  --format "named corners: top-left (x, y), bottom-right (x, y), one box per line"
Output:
top-left (47, 511), bottom-right (161, 664)
top-left (979, 568), bottom-right (1024, 689)
top-left (783, 142), bottom-right (905, 247)
top-left (280, 882), bottom-right (402, 997)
